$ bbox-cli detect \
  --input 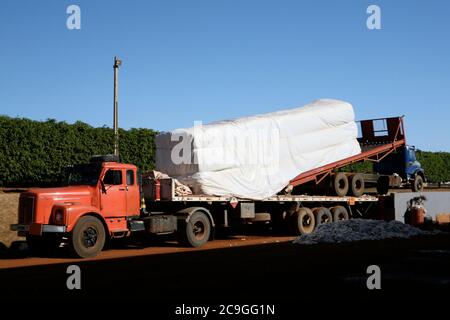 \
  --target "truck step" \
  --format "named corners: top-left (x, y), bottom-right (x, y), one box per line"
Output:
top-left (128, 220), bottom-right (145, 232)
